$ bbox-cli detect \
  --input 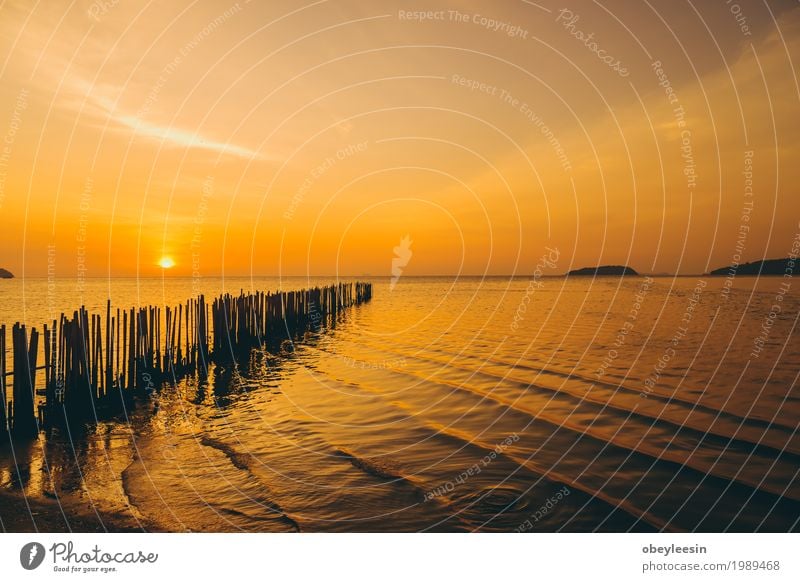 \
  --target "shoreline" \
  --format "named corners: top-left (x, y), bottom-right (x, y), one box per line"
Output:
top-left (0, 489), bottom-right (156, 533)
